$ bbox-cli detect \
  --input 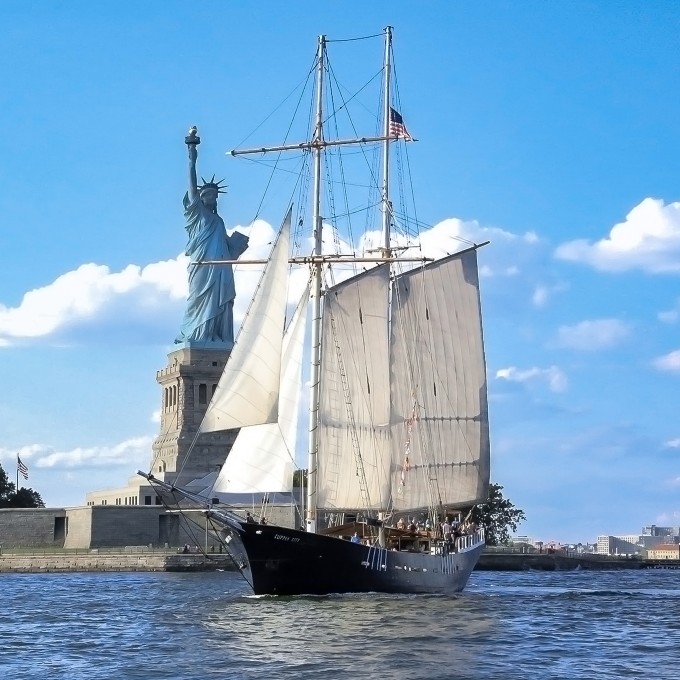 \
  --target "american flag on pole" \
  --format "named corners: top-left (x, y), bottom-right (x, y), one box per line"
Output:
top-left (18, 455), bottom-right (28, 480)
top-left (389, 107), bottom-right (414, 141)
